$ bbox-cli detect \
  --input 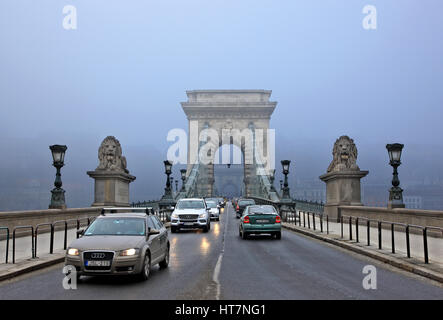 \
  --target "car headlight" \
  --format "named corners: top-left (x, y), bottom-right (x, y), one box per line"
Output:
top-left (120, 248), bottom-right (138, 256)
top-left (67, 248), bottom-right (79, 256)
top-left (199, 213), bottom-right (207, 218)
top-left (171, 212), bottom-right (179, 219)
